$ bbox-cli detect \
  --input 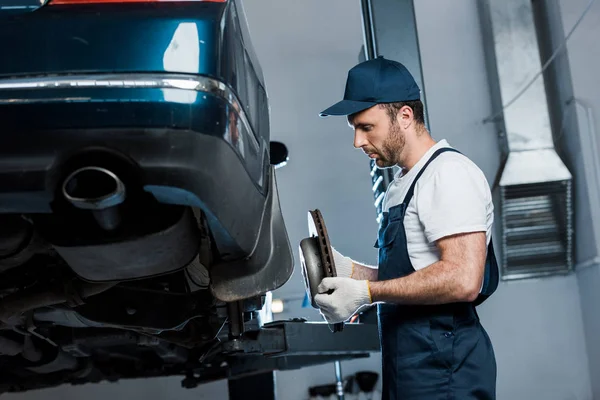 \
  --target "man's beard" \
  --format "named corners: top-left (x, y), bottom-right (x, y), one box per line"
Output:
top-left (374, 123), bottom-right (404, 169)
